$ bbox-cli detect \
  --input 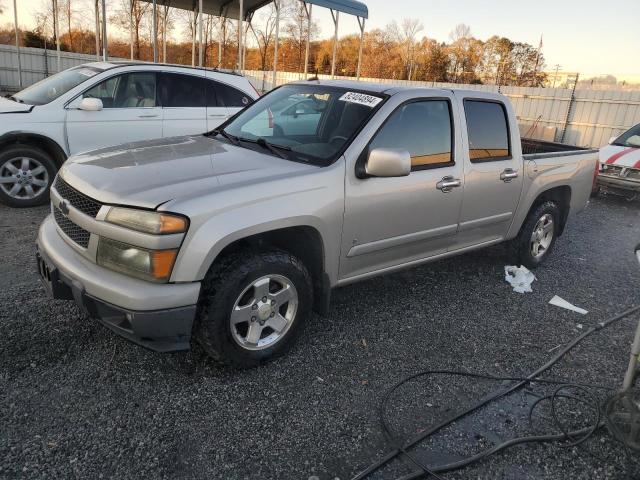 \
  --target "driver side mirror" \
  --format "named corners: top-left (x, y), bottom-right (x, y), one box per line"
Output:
top-left (365, 148), bottom-right (411, 177)
top-left (78, 97), bottom-right (103, 112)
